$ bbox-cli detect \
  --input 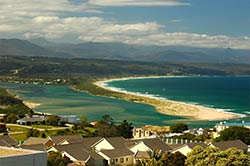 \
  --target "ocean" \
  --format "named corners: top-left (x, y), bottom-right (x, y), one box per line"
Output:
top-left (107, 76), bottom-right (250, 116)
top-left (1, 76), bottom-right (249, 128)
